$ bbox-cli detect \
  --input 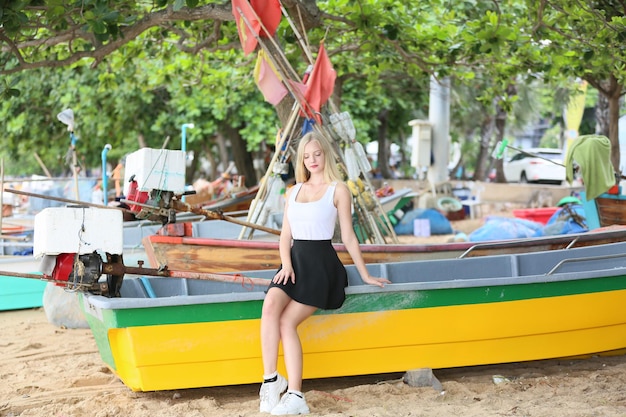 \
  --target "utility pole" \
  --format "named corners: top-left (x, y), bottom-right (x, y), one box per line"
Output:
top-left (428, 76), bottom-right (451, 184)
